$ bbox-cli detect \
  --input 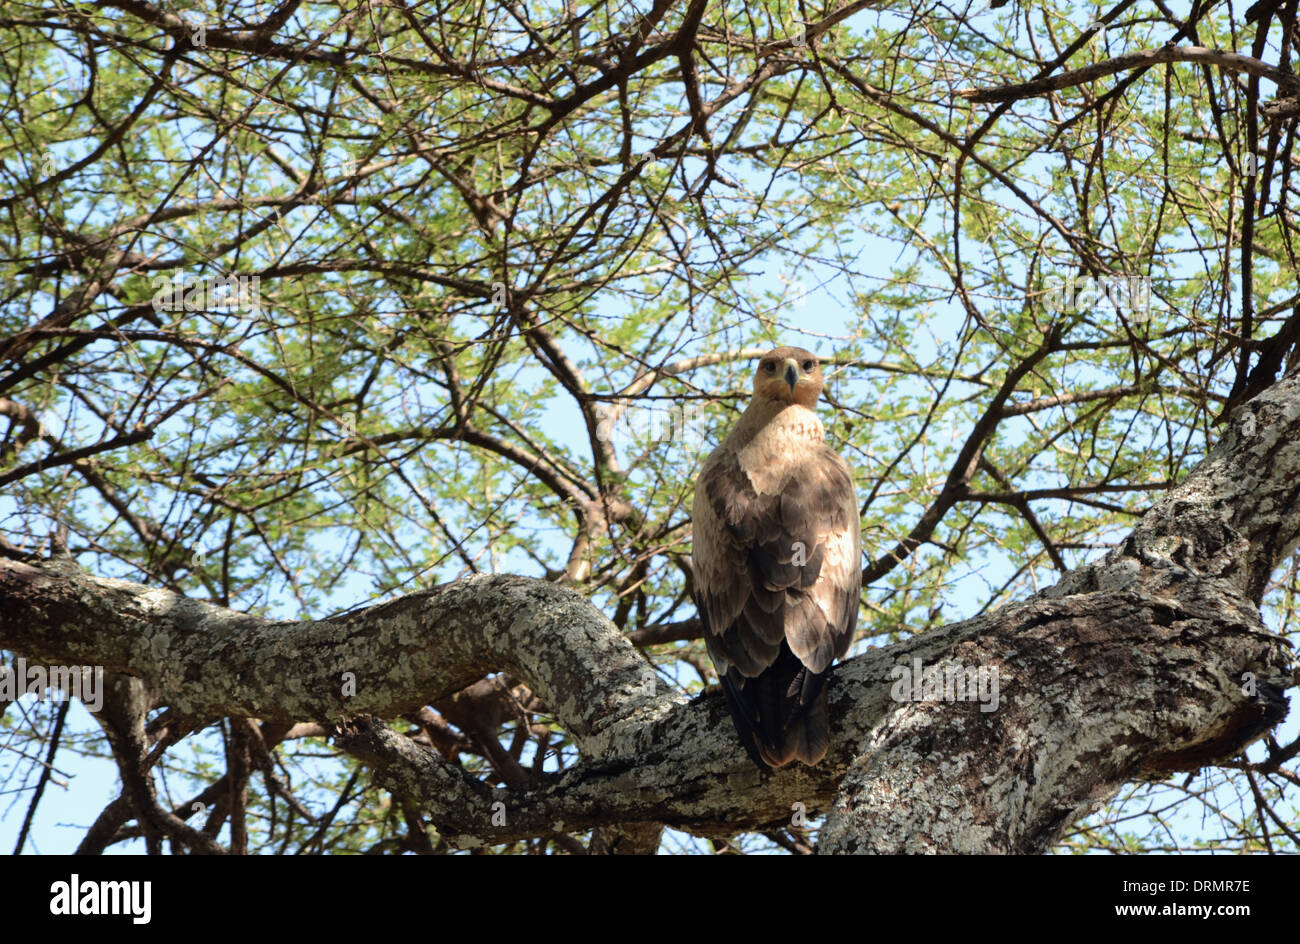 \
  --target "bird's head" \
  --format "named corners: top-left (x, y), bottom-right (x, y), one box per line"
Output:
top-left (752, 346), bottom-right (824, 408)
